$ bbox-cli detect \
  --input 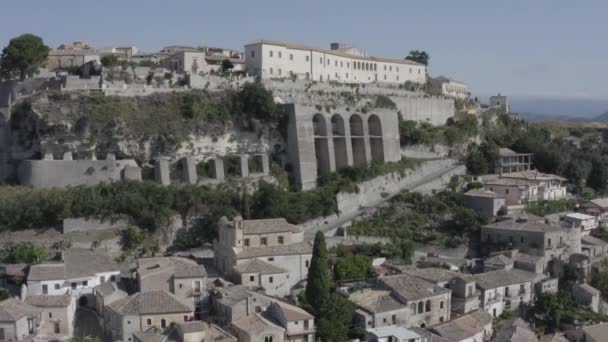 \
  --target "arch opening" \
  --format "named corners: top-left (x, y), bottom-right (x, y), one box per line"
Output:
top-left (350, 114), bottom-right (366, 166)
top-left (313, 114), bottom-right (331, 175)
top-left (331, 115), bottom-right (348, 169)
top-left (368, 115), bottom-right (384, 162)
